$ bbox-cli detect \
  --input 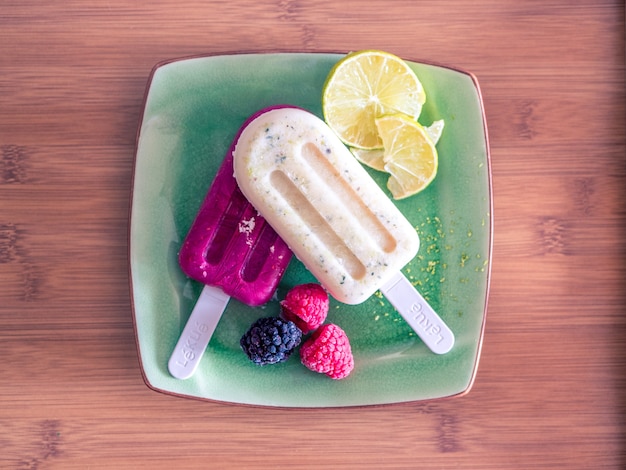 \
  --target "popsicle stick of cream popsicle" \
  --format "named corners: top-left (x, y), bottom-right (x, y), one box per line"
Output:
top-left (233, 106), bottom-right (454, 354)
top-left (169, 145), bottom-right (292, 380)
